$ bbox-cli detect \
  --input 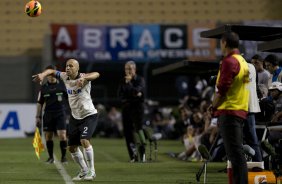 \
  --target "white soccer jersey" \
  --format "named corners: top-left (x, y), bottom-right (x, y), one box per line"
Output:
top-left (56, 71), bottom-right (97, 119)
